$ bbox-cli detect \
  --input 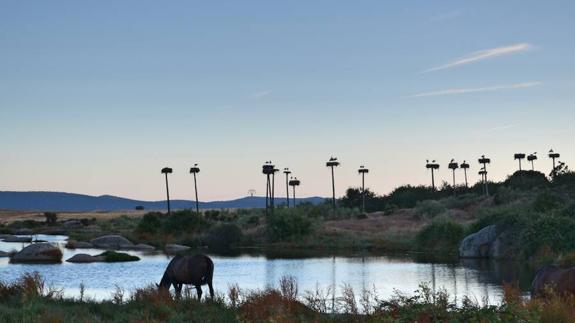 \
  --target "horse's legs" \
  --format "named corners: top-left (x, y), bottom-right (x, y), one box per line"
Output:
top-left (174, 283), bottom-right (182, 299)
top-left (208, 280), bottom-right (214, 299)
top-left (195, 285), bottom-right (202, 300)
